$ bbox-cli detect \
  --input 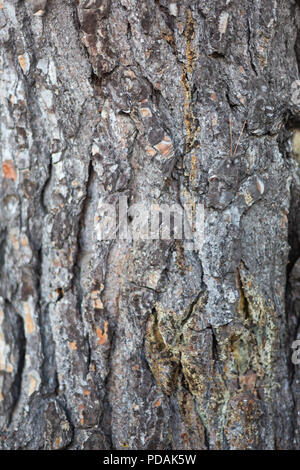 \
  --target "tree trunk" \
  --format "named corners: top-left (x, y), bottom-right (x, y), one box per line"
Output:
top-left (0, 0), bottom-right (300, 450)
